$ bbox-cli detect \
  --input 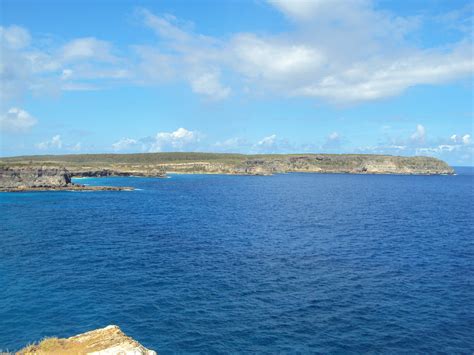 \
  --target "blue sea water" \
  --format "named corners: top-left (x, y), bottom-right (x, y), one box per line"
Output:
top-left (1, 168), bottom-right (473, 353)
